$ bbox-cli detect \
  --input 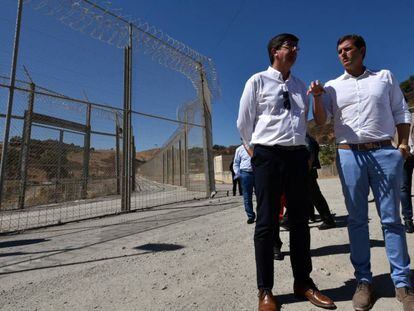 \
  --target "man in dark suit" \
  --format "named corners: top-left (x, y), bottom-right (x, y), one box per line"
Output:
top-left (305, 133), bottom-right (336, 230)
